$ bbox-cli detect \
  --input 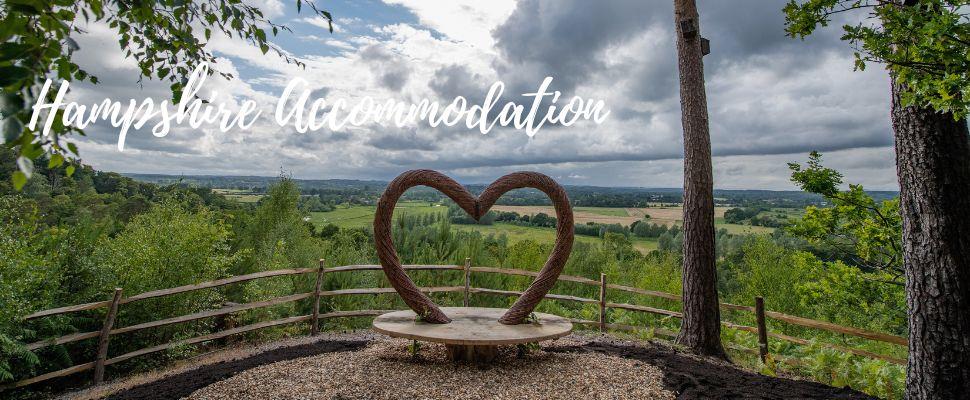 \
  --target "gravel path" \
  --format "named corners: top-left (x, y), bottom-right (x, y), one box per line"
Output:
top-left (90, 334), bottom-right (372, 400)
top-left (92, 332), bottom-right (876, 400)
top-left (186, 337), bottom-right (675, 400)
